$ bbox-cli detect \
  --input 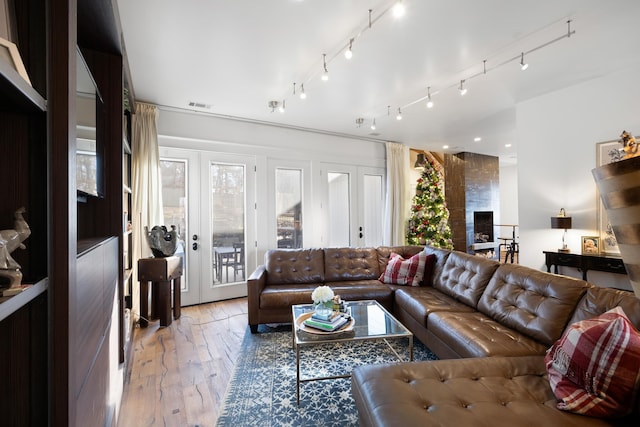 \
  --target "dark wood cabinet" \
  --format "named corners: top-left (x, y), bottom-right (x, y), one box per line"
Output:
top-left (543, 250), bottom-right (627, 281)
top-left (0, 1), bottom-right (131, 425)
